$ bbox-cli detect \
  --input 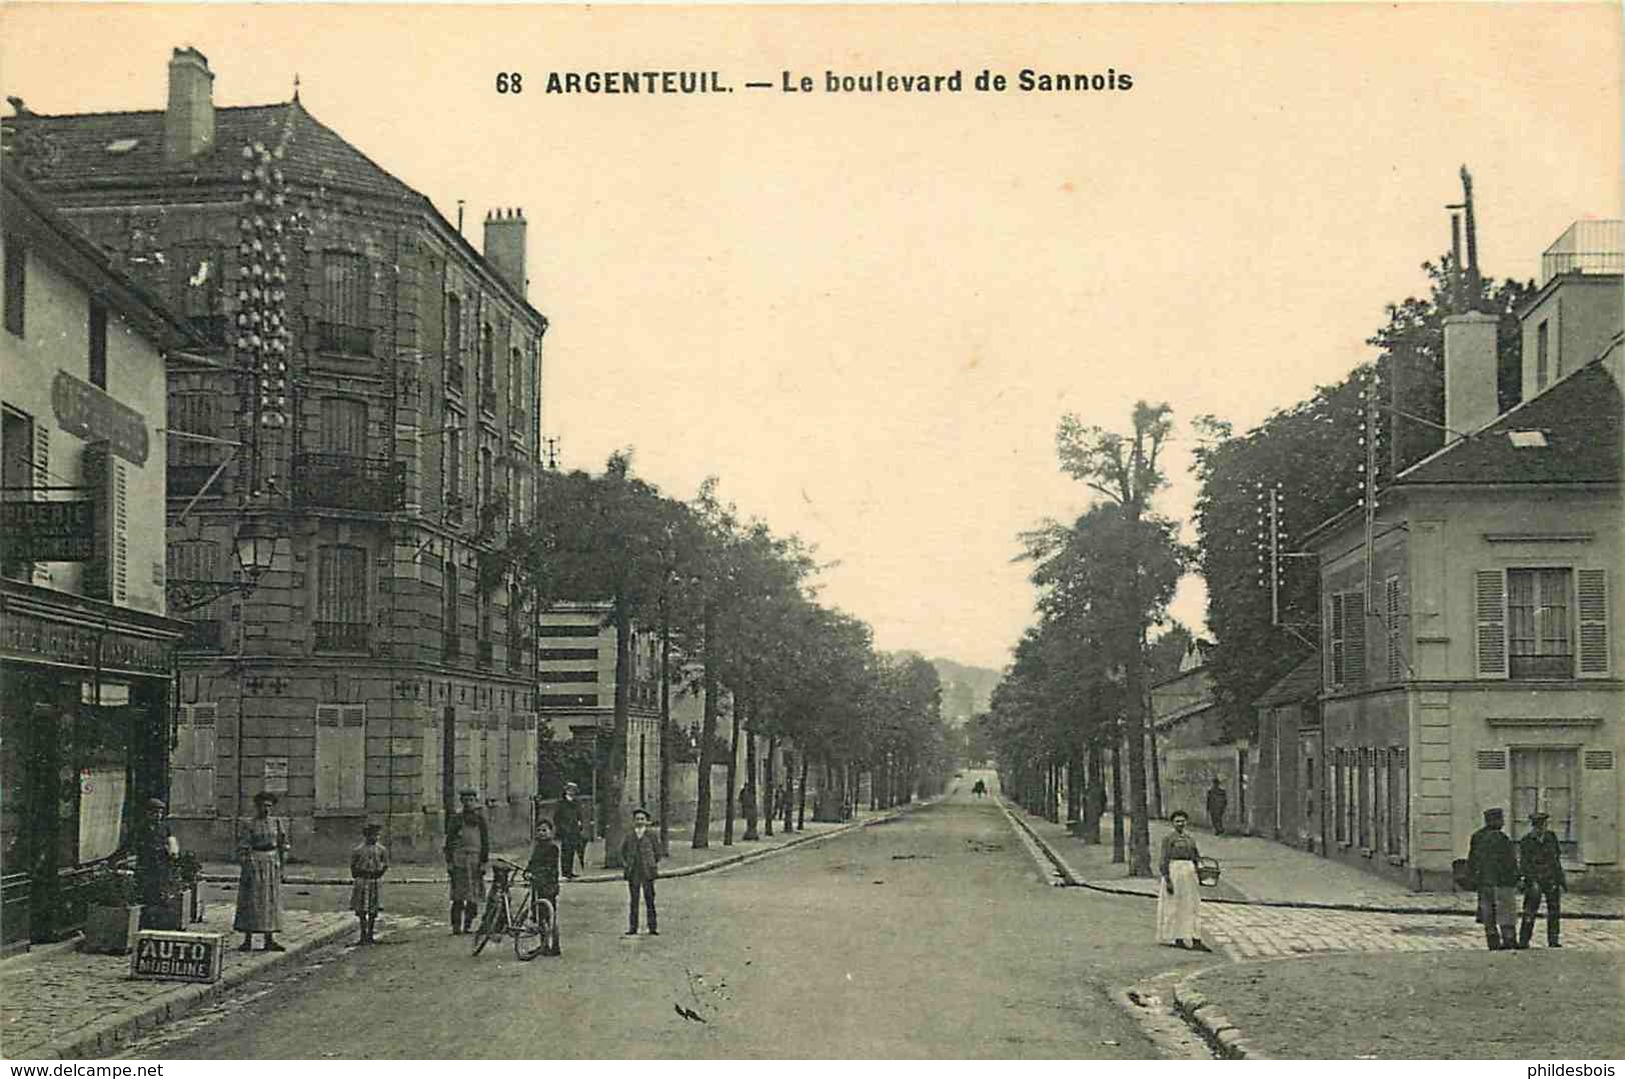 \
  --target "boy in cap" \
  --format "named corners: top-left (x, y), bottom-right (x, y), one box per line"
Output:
top-left (619, 807), bottom-right (661, 935)
top-left (1467, 807), bottom-right (1520, 950)
top-left (444, 788), bottom-right (490, 934)
top-left (350, 822), bottom-right (389, 945)
top-left (1518, 810), bottom-right (1567, 948)
top-left (526, 817), bottom-right (563, 955)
